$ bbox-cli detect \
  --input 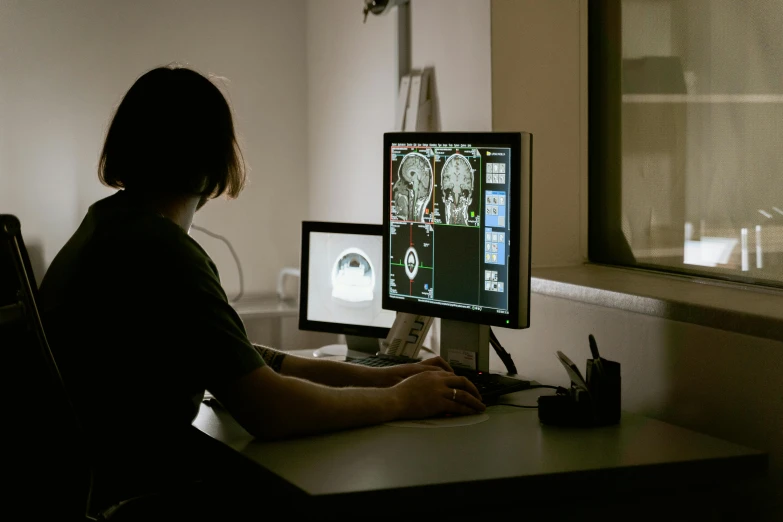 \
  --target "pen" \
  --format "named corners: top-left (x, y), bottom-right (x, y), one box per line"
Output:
top-left (589, 334), bottom-right (604, 379)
